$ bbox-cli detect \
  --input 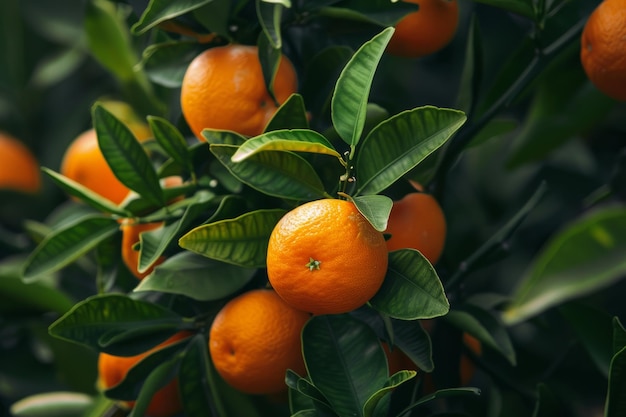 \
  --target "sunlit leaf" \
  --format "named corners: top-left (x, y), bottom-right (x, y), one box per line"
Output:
top-left (212, 144), bottom-right (328, 200)
top-left (179, 209), bottom-right (286, 268)
top-left (503, 207), bottom-right (626, 325)
top-left (370, 249), bottom-right (449, 320)
top-left (22, 215), bottom-right (120, 282)
top-left (331, 27), bottom-right (394, 147)
top-left (231, 129), bottom-right (340, 162)
top-left (355, 106), bottom-right (466, 196)
top-left (9, 391), bottom-right (93, 417)
top-left (302, 315), bottom-right (388, 417)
